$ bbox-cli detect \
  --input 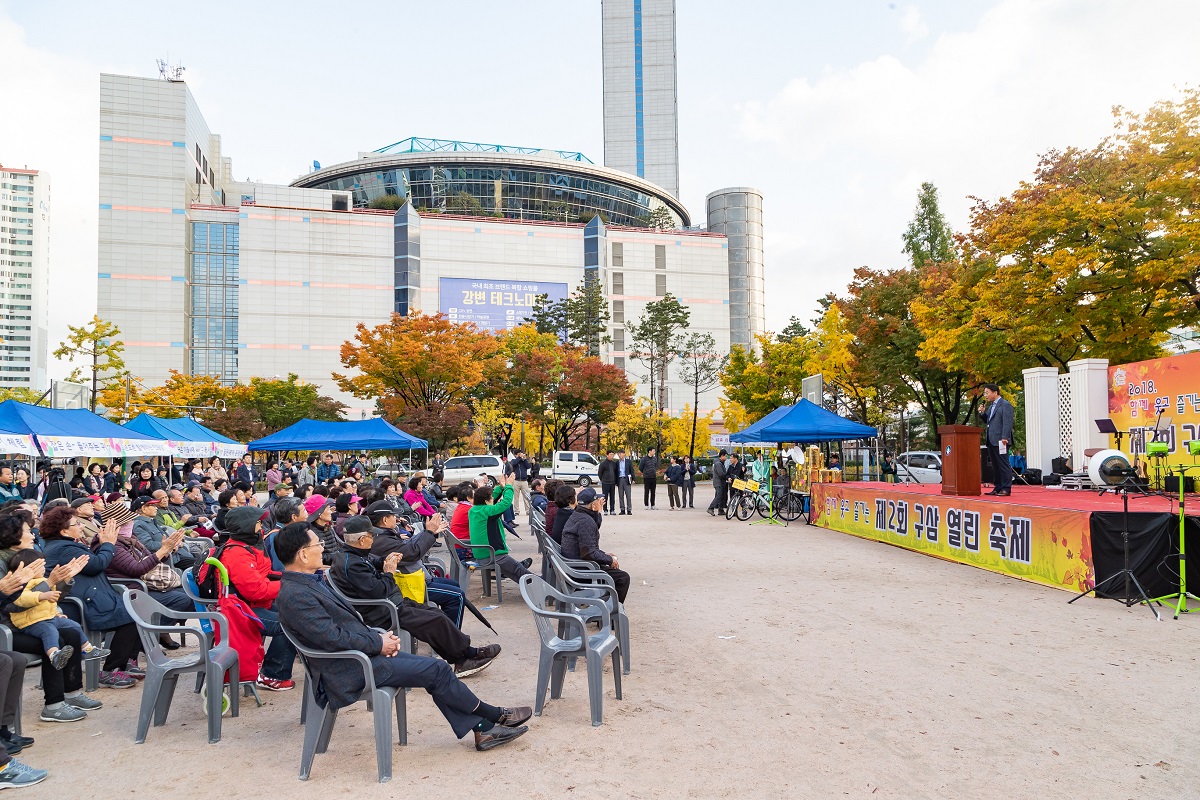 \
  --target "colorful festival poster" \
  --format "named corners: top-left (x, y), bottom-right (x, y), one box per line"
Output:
top-left (1108, 351), bottom-right (1200, 467)
top-left (810, 484), bottom-right (1095, 592)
